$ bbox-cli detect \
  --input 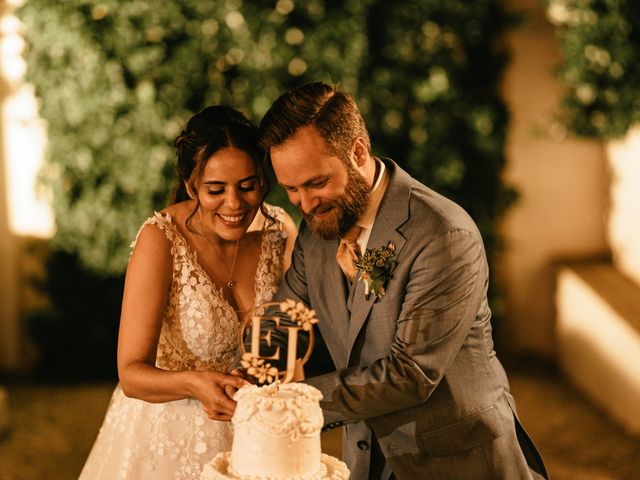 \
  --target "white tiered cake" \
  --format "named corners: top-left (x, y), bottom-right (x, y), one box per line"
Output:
top-left (202, 382), bottom-right (349, 480)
